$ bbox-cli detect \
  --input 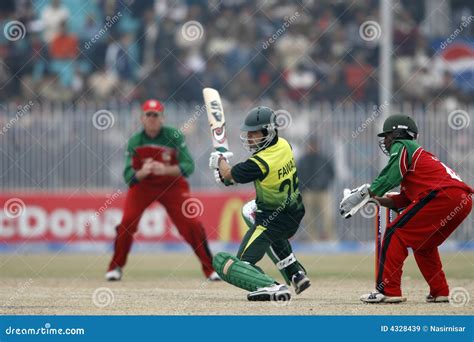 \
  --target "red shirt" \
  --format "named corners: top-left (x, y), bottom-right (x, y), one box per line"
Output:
top-left (392, 145), bottom-right (472, 208)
